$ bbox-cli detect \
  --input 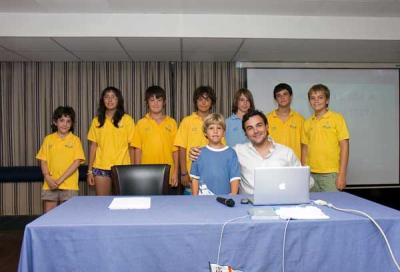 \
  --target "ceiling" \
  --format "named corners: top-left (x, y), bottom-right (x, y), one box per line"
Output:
top-left (0, 37), bottom-right (399, 63)
top-left (1, 0), bottom-right (400, 16)
top-left (0, 0), bottom-right (399, 63)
